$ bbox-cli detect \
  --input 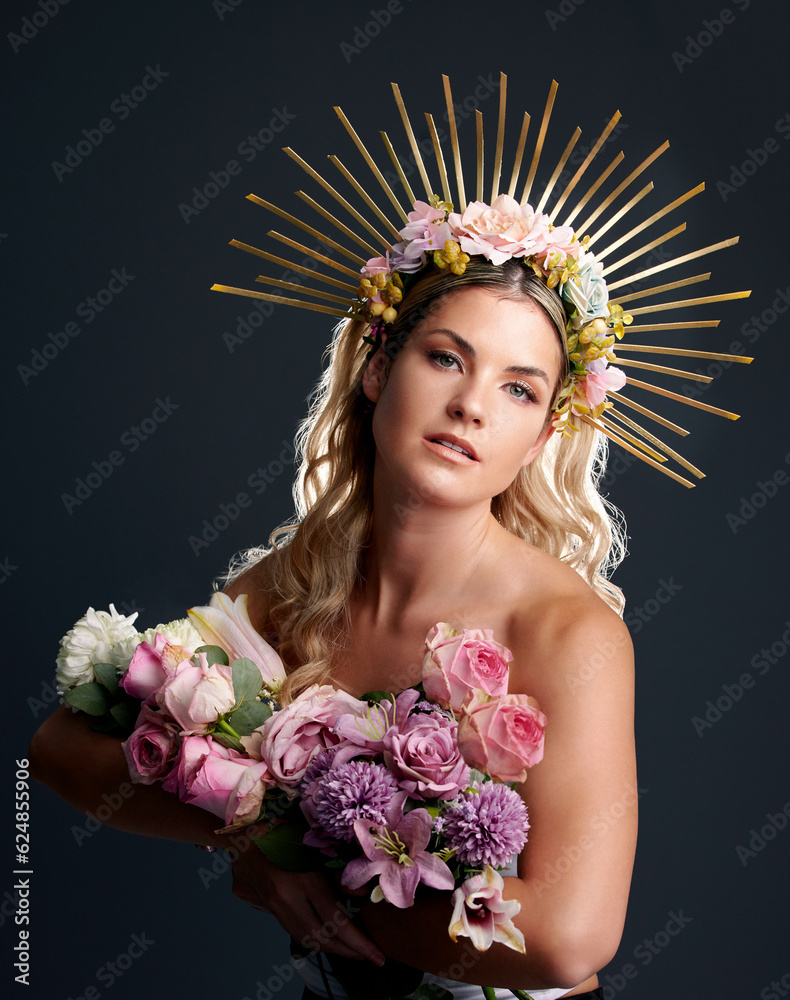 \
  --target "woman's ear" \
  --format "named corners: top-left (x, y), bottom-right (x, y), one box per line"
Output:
top-left (520, 420), bottom-right (555, 469)
top-left (361, 332), bottom-right (389, 403)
